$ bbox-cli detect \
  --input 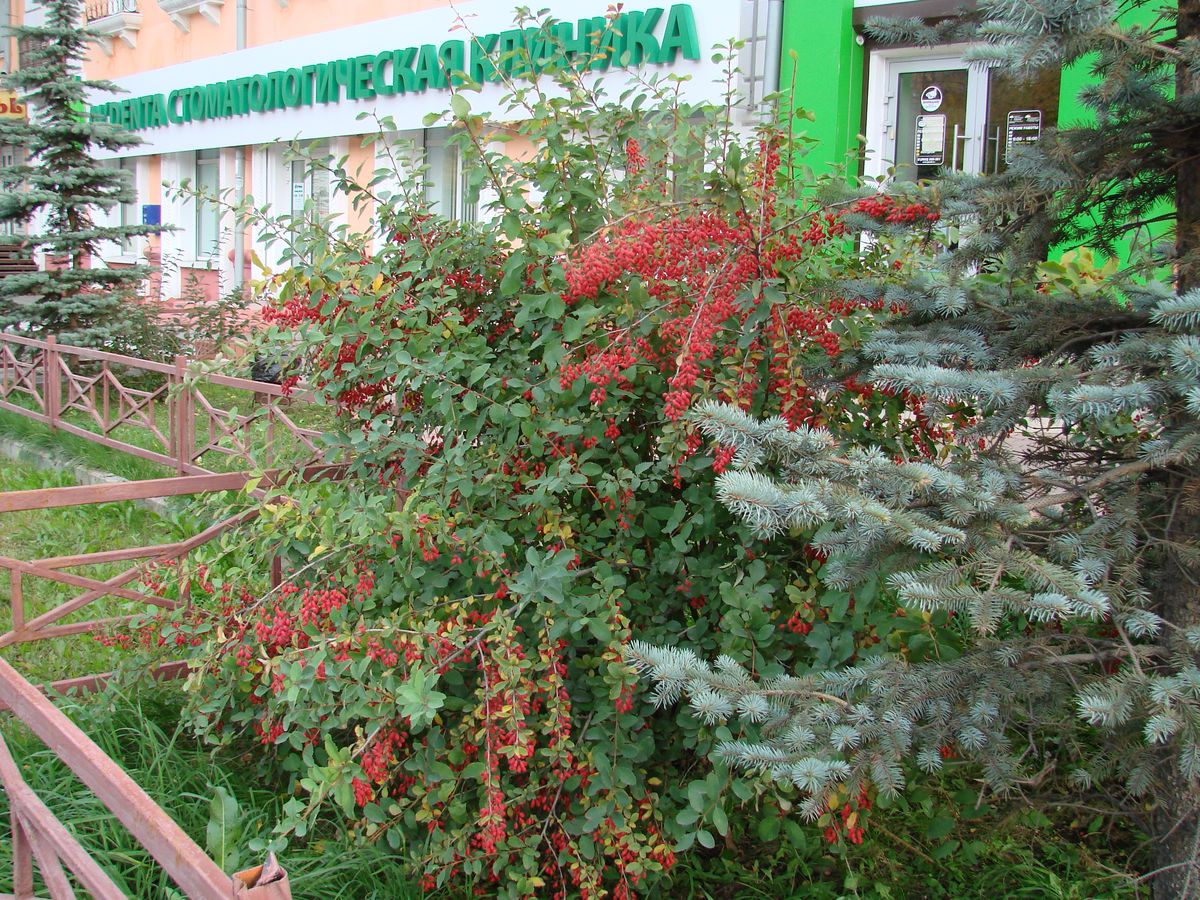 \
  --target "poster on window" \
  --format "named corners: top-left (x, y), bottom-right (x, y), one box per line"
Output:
top-left (1005, 109), bottom-right (1043, 161)
top-left (915, 114), bottom-right (947, 166)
